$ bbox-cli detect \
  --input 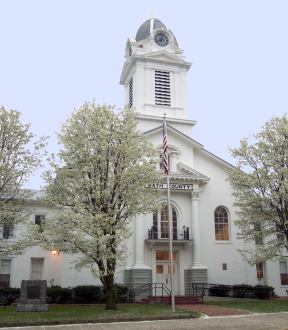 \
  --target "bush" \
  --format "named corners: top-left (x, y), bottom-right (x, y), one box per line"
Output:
top-left (232, 284), bottom-right (253, 298)
top-left (208, 285), bottom-right (231, 297)
top-left (114, 284), bottom-right (129, 303)
top-left (252, 285), bottom-right (274, 299)
top-left (46, 286), bottom-right (73, 304)
top-left (101, 284), bottom-right (129, 303)
top-left (0, 288), bottom-right (20, 304)
top-left (73, 285), bottom-right (103, 303)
